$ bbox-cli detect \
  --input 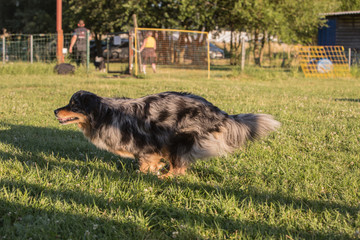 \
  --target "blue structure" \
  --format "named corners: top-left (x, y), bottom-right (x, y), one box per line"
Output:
top-left (317, 11), bottom-right (360, 49)
top-left (318, 19), bottom-right (336, 46)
